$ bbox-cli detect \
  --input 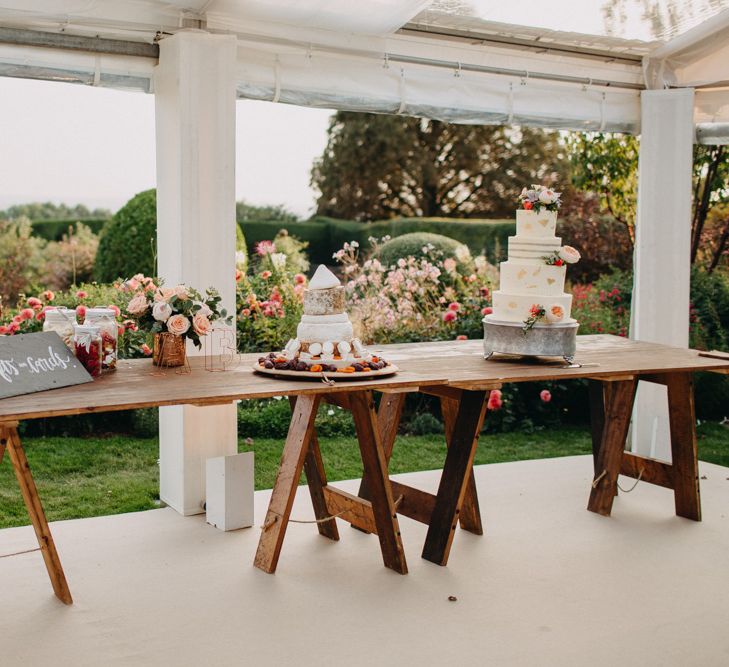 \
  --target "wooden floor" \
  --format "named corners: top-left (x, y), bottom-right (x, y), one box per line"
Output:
top-left (2, 455), bottom-right (729, 666)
